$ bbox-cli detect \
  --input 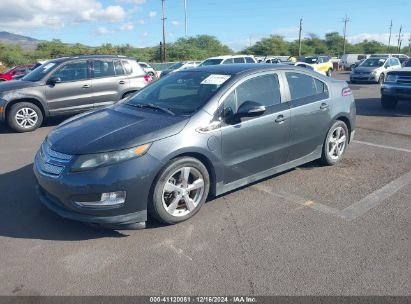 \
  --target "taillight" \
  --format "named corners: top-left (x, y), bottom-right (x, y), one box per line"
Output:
top-left (342, 87), bottom-right (352, 96)
top-left (144, 75), bottom-right (151, 82)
